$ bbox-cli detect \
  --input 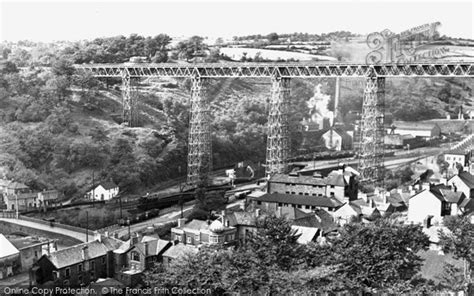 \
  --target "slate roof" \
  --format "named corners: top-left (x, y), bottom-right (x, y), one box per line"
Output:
top-left (227, 211), bottom-right (258, 227)
top-left (7, 182), bottom-right (29, 190)
top-left (325, 172), bottom-right (346, 187)
top-left (162, 244), bottom-right (198, 260)
top-left (455, 171), bottom-right (474, 189)
top-left (269, 174), bottom-right (327, 186)
top-left (429, 185), bottom-right (465, 204)
top-left (0, 234), bottom-right (20, 258)
top-left (254, 193), bottom-right (343, 208)
top-left (47, 240), bottom-right (111, 269)
top-left (292, 209), bottom-right (337, 233)
top-left (101, 181), bottom-right (118, 190)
